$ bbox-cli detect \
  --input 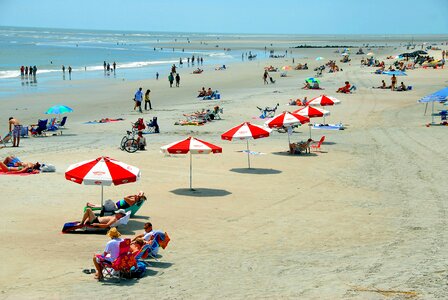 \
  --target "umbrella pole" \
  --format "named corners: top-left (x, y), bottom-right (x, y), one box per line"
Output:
top-left (101, 185), bottom-right (104, 207)
top-left (431, 101), bottom-right (435, 124)
top-left (246, 140), bottom-right (251, 169)
top-left (424, 103), bottom-right (428, 116)
top-left (309, 123), bottom-right (312, 139)
top-left (189, 152), bottom-right (193, 190)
